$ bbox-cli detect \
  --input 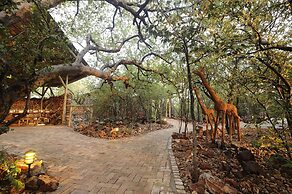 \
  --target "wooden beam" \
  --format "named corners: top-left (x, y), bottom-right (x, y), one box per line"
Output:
top-left (58, 75), bottom-right (66, 87)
